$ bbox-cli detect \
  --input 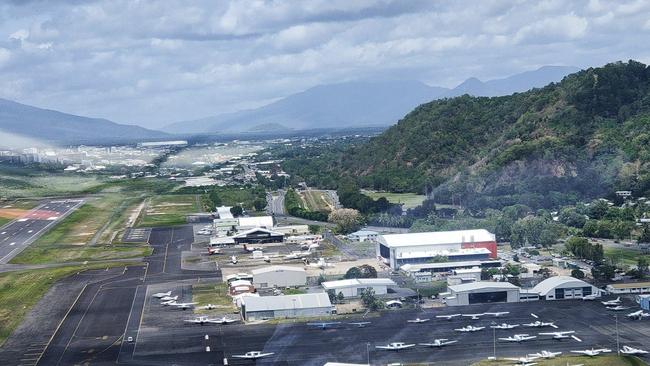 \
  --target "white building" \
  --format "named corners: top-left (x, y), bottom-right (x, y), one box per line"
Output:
top-left (216, 206), bottom-right (234, 219)
top-left (252, 266), bottom-right (307, 288)
top-left (238, 216), bottom-right (274, 229)
top-left (444, 281), bottom-right (521, 306)
top-left (347, 230), bottom-right (379, 242)
top-left (606, 282), bottom-right (650, 295)
top-left (532, 276), bottom-right (601, 300)
top-left (241, 293), bottom-right (333, 321)
top-left (321, 278), bottom-right (396, 298)
top-left (447, 267), bottom-right (482, 286)
top-left (273, 225), bottom-right (310, 236)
